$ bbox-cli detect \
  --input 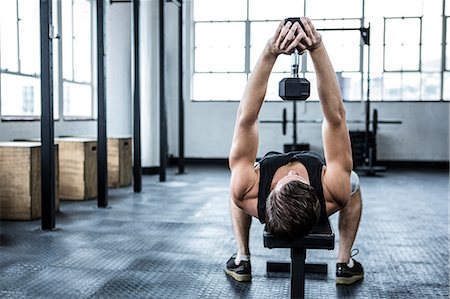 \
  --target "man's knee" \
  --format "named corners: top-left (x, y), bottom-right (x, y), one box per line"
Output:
top-left (350, 171), bottom-right (360, 196)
